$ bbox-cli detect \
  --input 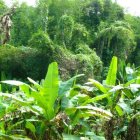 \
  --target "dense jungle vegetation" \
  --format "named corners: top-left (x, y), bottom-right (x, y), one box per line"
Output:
top-left (0, 0), bottom-right (140, 139)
